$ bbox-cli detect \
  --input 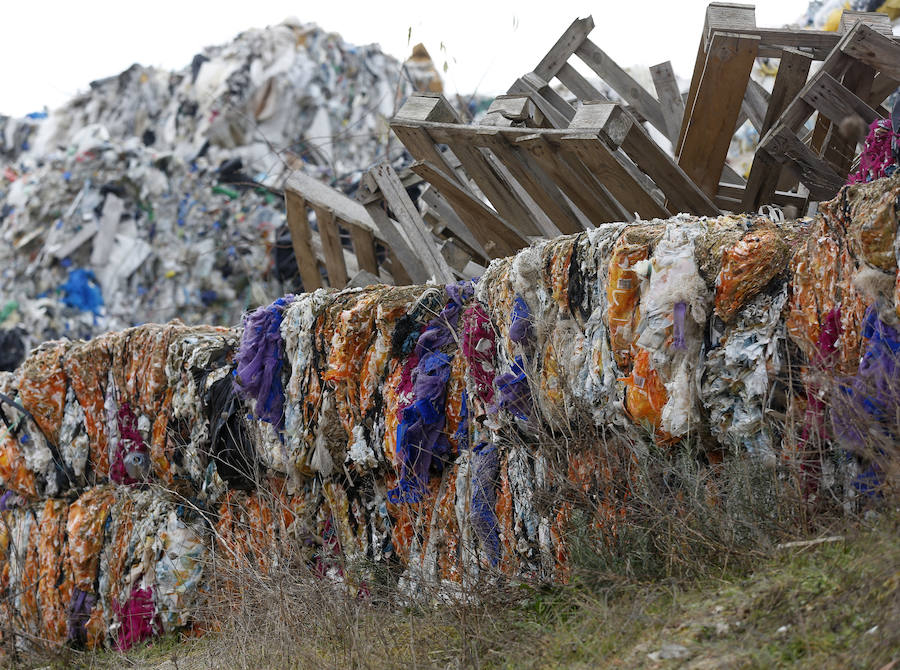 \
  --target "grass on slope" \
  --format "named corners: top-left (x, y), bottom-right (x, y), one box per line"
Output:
top-left (54, 509), bottom-right (898, 670)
